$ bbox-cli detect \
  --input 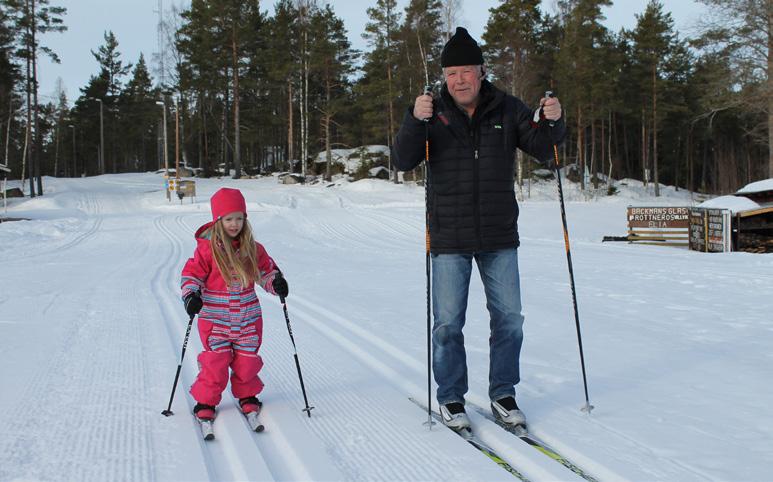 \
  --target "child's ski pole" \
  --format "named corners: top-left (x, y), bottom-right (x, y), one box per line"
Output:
top-left (162, 314), bottom-right (195, 416)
